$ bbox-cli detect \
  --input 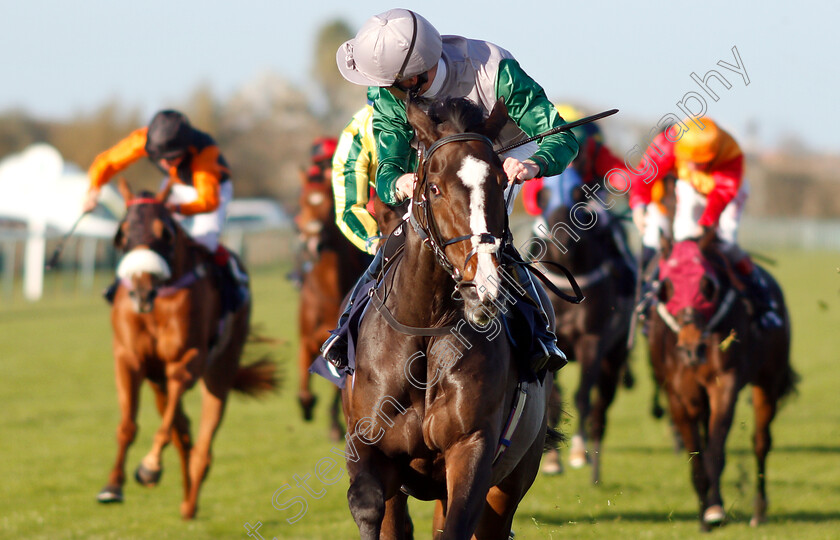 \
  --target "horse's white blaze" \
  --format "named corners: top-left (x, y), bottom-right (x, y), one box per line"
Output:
top-left (457, 156), bottom-right (498, 302)
top-left (117, 248), bottom-right (172, 280)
